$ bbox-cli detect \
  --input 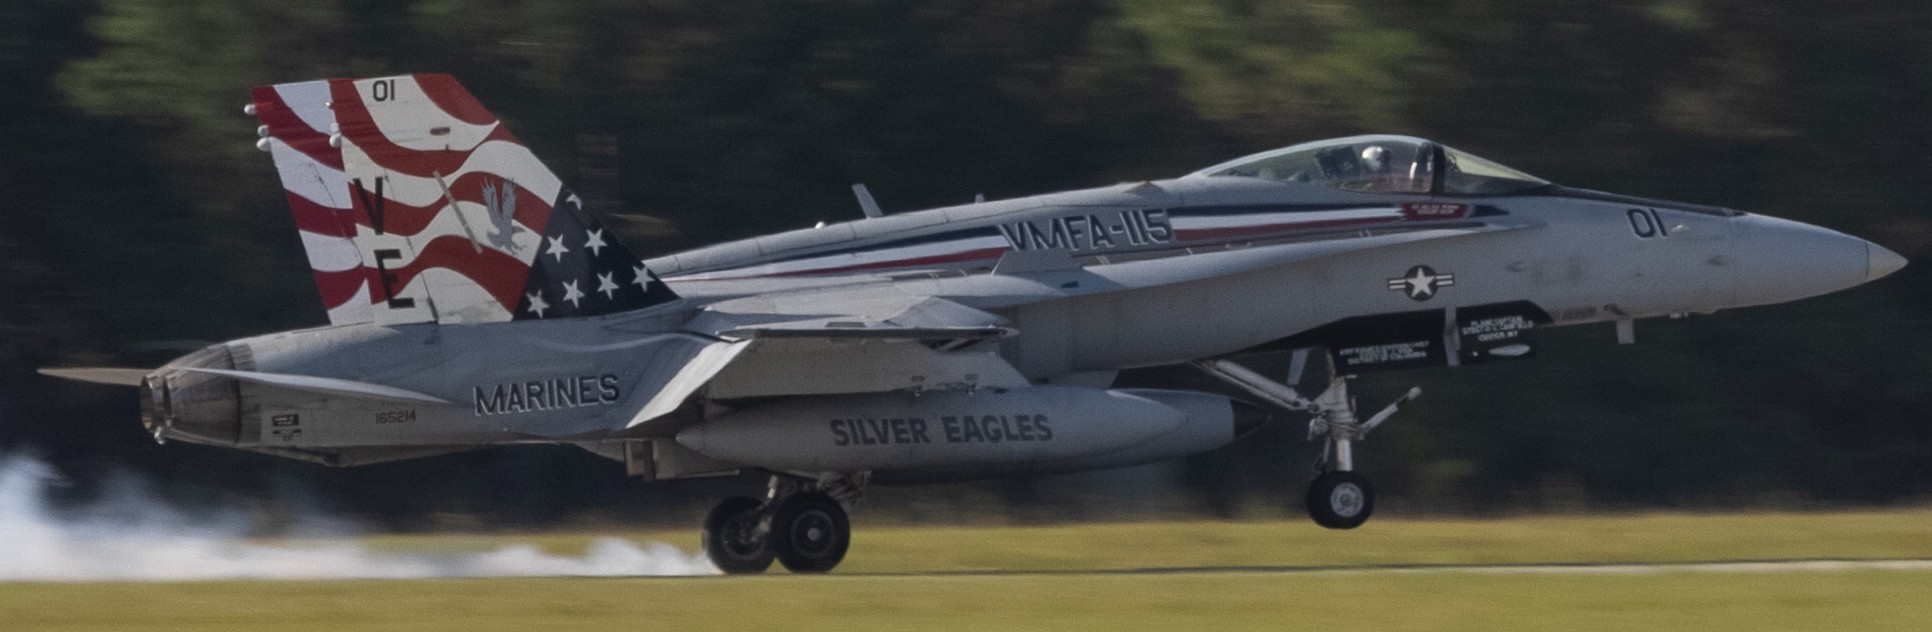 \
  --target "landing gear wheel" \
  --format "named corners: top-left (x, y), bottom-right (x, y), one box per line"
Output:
top-left (769, 492), bottom-right (850, 573)
top-left (1306, 471), bottom-right (1374, 530)
top-left (703, 496), bottom-right (774, 574)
